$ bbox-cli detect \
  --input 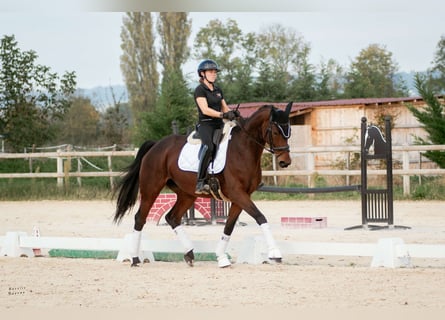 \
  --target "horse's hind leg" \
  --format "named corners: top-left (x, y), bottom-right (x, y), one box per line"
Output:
top-left (130, 193), bottom-right (161, 267)
top-left (164, 191), bottom-right (197, 266)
